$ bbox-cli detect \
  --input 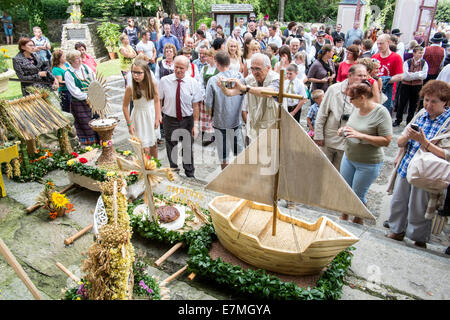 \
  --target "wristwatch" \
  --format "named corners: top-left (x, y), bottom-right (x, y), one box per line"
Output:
top-left (240, 85), bottom-right (250, 95)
